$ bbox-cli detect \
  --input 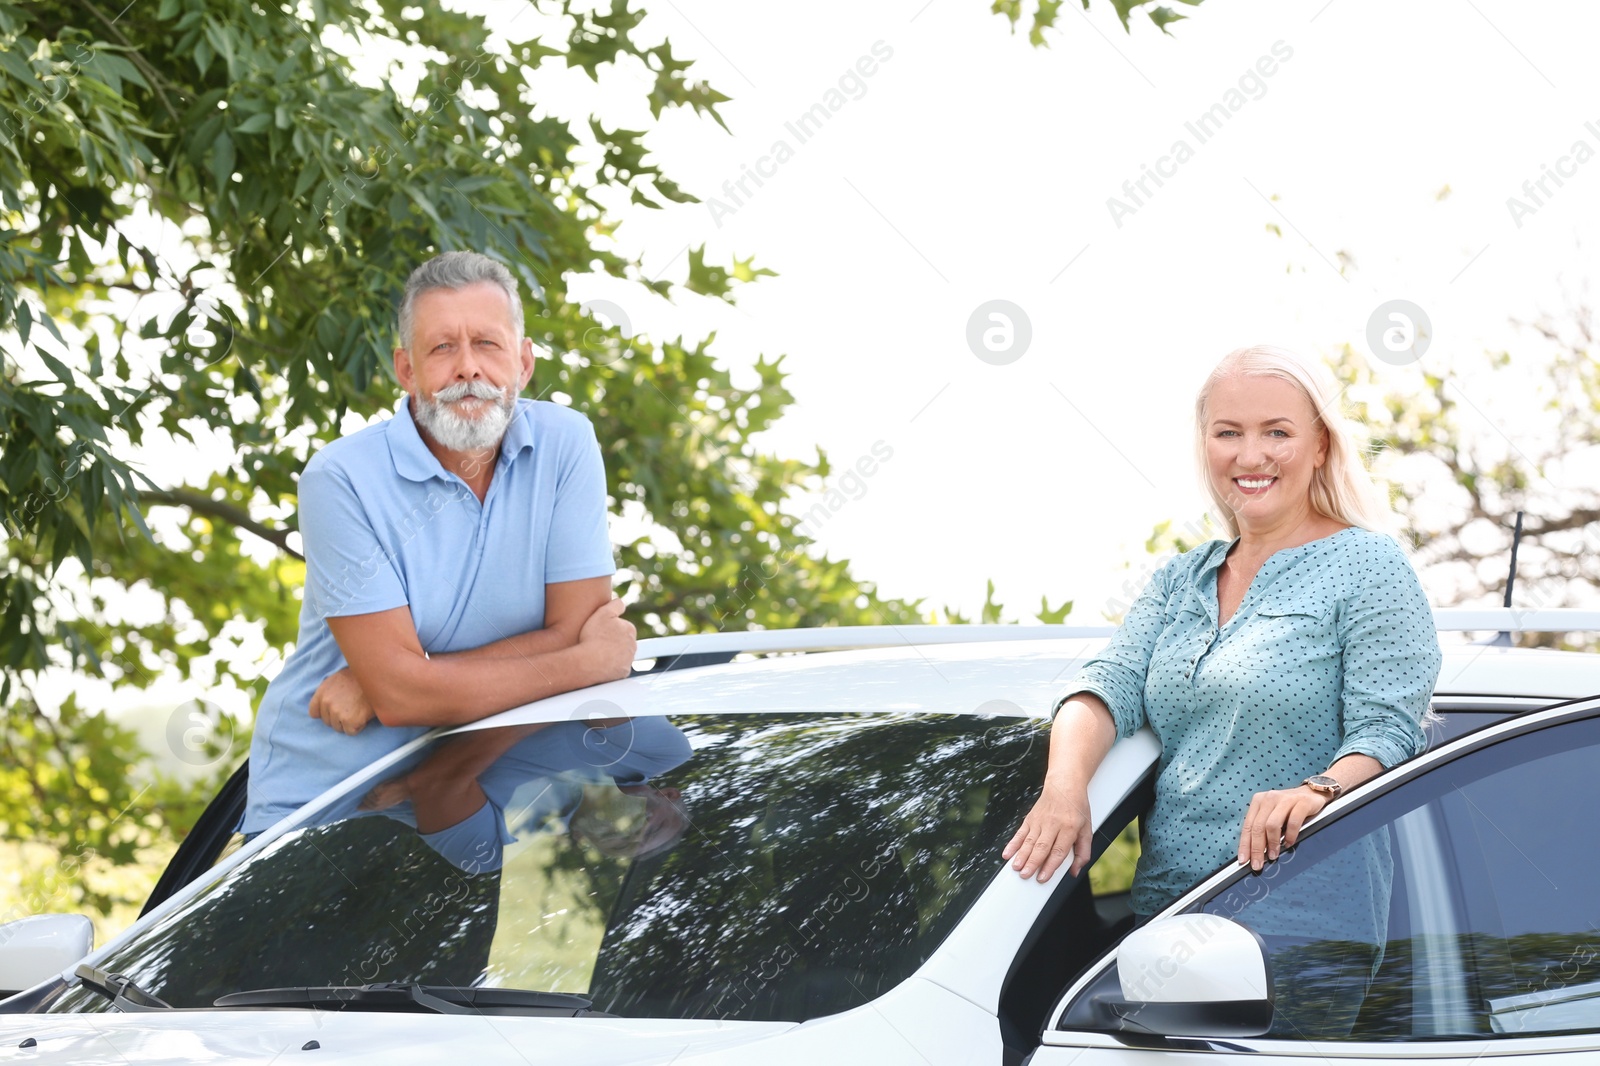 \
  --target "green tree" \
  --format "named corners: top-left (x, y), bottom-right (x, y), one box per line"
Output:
top-left (1336, 301), bottom-right (1600, 640)
top-left (0, 0), bottom-right (924, 913)
top-left (993, 0), bottom-right (1206, 45)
